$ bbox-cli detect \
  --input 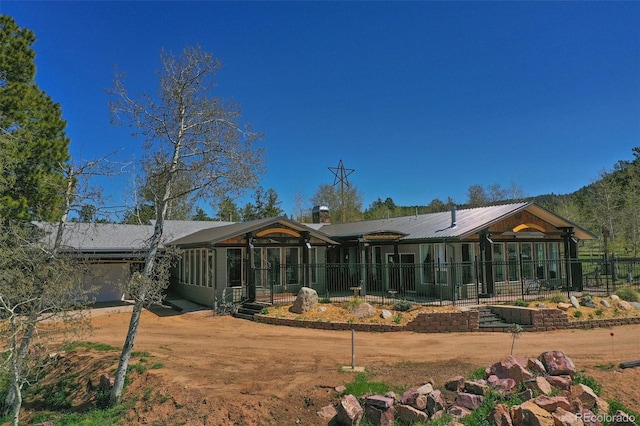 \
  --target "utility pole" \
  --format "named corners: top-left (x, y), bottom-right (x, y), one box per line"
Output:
top-left (328, 159), bottom-right (355, 223)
